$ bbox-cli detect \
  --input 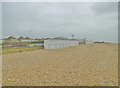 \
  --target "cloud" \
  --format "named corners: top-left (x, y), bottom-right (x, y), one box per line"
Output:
top-left (2, 2), bottom-right (118, 43)
top-left (92, 2), bottom-right (118, 15)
